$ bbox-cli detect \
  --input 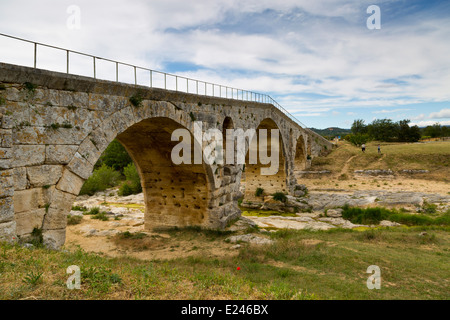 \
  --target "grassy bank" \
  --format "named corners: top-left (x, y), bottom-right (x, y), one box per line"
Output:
top-left (310, 140), bottom-right (450, 181)
top-left (1, 226), bottom-right (449, 300)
